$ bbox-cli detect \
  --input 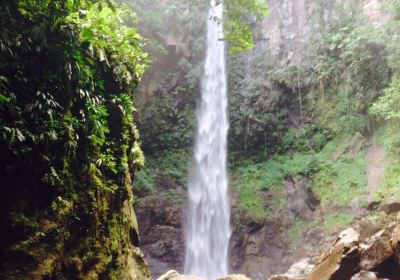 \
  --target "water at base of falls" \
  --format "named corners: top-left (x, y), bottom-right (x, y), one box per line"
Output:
top-left (184, 1), bottom-right (231, 279)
